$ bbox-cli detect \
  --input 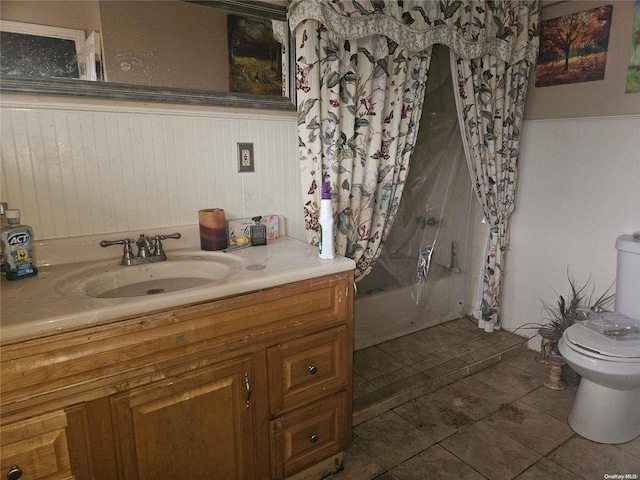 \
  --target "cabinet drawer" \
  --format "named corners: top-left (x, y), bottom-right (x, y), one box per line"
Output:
top-left (270, 392), bottom-right (348, 479)
top-left (1, 410), bottom-right (74, 480)
top-left (268, 326), bottom-right (348, 414)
